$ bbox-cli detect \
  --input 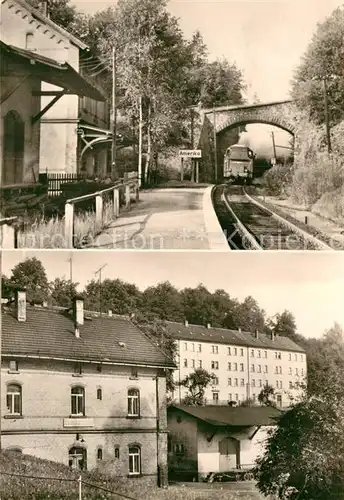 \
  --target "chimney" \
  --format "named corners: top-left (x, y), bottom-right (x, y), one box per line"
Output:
top-left (42, 300), bottom-right (48, 308)
top-left (255, 329), bottom-right (259, 339)
top-left (184, 319), bottom-right (189, 327)
top-left (16, 289), bottom-right (26, 322)
top-left (39, 1), bottom-right (48, 16)
top-left (73, 295), bottom-right (84, 327)
top-left (271, 331), bottom-right (275, 342)
top-left (238, 327), bottom-right (242, 333)
top-left (108, 309), bottom-right (113, 317)
top-left (206, 323), bottom-right (211, 329)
